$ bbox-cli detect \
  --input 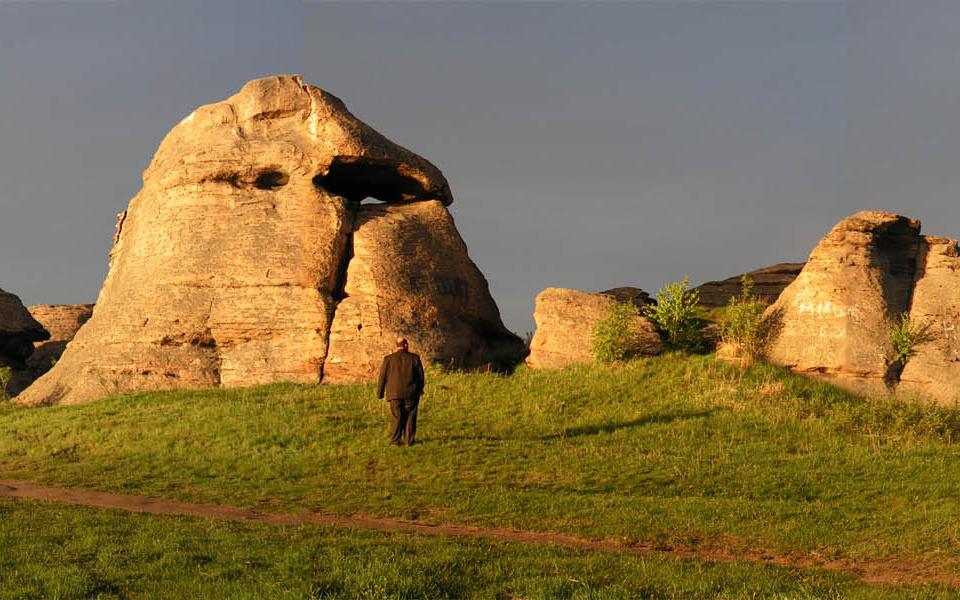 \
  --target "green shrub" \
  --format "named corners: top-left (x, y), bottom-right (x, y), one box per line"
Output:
top-left (592, 302), bottom-right (646, 363)
top-left (643, 277), bottom-right (707, 351)
top-left (719, 276), bottom-right (769, 359)
top-left (890, 312), bottom-right (933, 365)
top-left (0, 367), bottom-right (11, 401)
